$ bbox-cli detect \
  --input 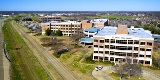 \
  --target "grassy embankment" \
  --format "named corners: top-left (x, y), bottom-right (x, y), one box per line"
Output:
top-left (2, 19), bottom-right (50, 80)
